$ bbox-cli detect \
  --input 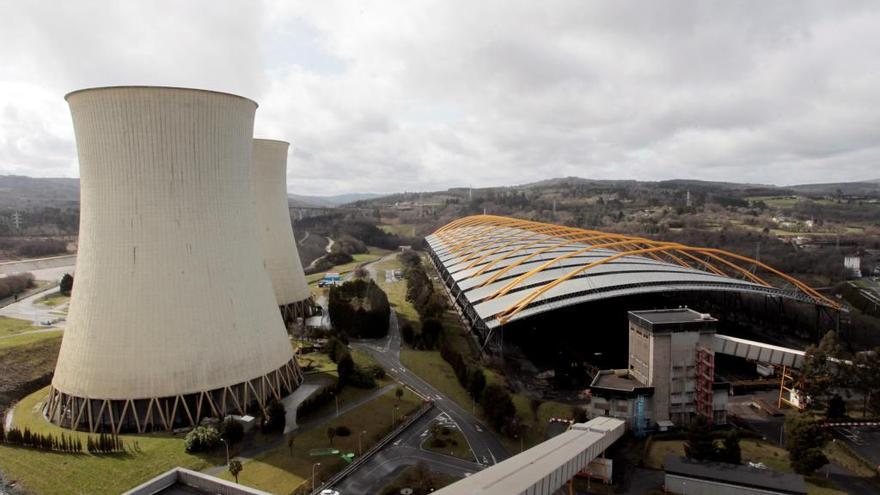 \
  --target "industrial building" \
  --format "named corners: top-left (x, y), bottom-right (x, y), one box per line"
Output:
top-left (251, 138), bottom-right (312, 323)
top-left (589, 308), bottom-right (730, 431)
top-left (663, 456), bottom-right (807, 495)
top-left (427, 215), bottom-right (840, 340)
top-left (48, 86), bottom-right (302, 433)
